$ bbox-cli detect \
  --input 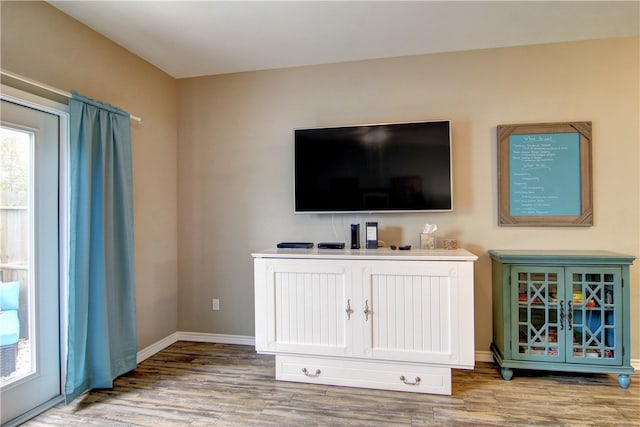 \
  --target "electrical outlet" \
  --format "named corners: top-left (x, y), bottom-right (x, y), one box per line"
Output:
top-left (211, 298), bottom-right (220, 311)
